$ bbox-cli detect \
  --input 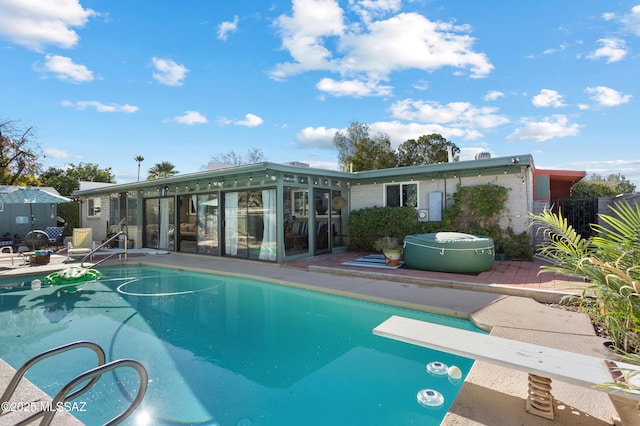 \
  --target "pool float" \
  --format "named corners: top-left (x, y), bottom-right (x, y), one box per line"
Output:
top-left (426, 361), bottom-right (449, 376)
top-left (44, 266), bottom-right (102, 285)
top-left (417, 389), bottom-right (444, 408)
